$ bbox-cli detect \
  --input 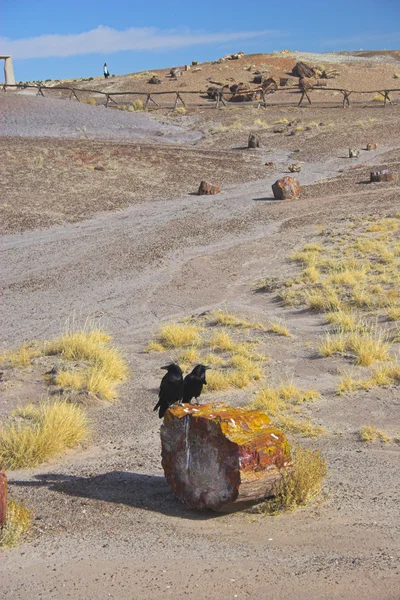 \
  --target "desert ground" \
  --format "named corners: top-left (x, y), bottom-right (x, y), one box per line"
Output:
top-left (1, 51), bottom-right (400, 599)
